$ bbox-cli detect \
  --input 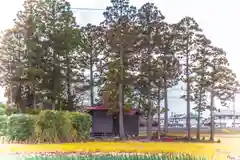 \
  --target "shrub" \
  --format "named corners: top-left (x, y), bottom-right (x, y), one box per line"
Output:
top-left (0, 103), bottom-right (5, 109)
top-left (24, 108), bottom-right (42, 115)
top-left (0, 107), bottom-right (5, 115)
top-left (55, 111), bottom-right (76, 142)
top-left (35, 110), bottom-right (75, 143)
top-left (5, 107), bottom-right (42, 116)
top-left (0, 115), bottom-right (7, 136)
top-left (5, 107), bottom-right (20, 116)
top-left (68, 112), bottom-right (92, 140)
top-left (7, 114), bottom-right (35, 142)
